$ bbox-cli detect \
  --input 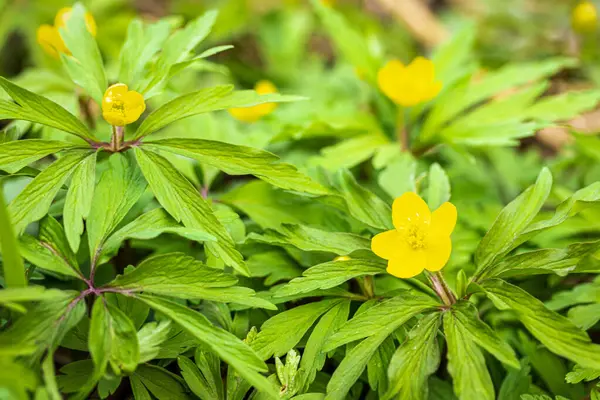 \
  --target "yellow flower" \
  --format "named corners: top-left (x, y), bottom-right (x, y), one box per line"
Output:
top-left (572, 1), bottom-right (598, 34)
top-left (37, 7), bottom-right (97, 58)
top-left (36, 25), bottom-right (68, 59)
top-left (377, 57), bottom-right (442, 107)
top-left (228, 80), bottom-right (278, 123)
top-left (371, 192), bottom-right (456, 279)
top-left (102, 84), bottom-right (146, 127)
